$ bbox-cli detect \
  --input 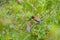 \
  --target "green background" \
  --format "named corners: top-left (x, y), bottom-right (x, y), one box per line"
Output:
top-left (0, 0), bottom-right (60, 40)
